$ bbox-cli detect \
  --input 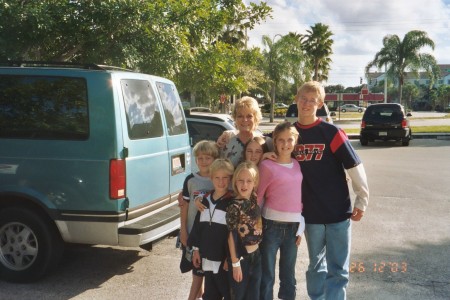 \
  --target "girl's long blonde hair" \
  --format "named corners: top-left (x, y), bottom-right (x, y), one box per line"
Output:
top-left (272, 122), bottom-right (299, 155)
top-left (232, 161), bottom-right (259, 196)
